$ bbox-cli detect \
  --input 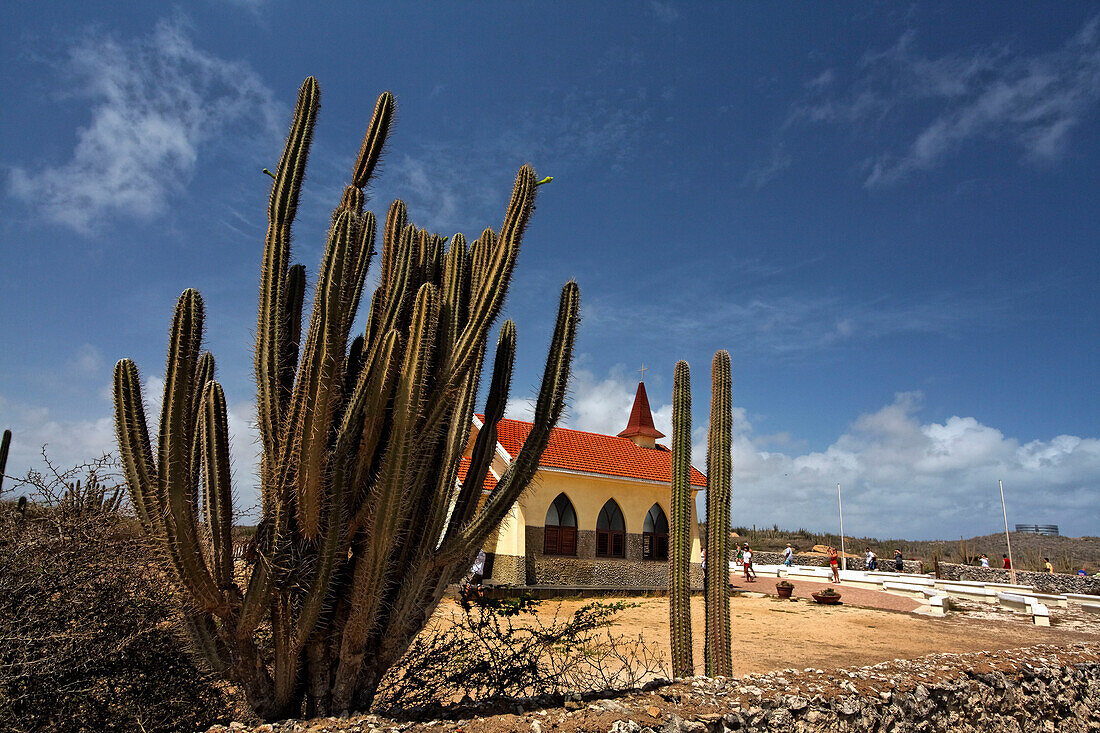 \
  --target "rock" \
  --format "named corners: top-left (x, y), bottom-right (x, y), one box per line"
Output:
top-left (609, 722), bottom-right (640, 733)
top-left (647, 705), bottom-right (663, 718)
